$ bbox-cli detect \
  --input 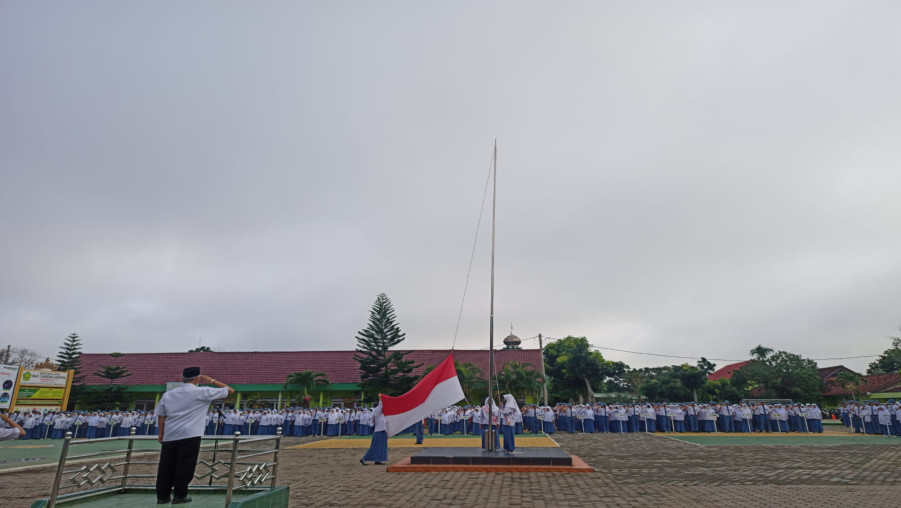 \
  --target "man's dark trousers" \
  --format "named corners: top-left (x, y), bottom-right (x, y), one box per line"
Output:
top-left (156, 436), bottom-right (202, 500)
